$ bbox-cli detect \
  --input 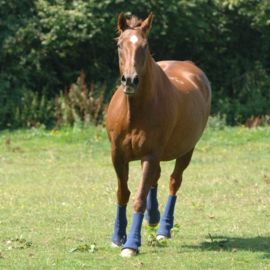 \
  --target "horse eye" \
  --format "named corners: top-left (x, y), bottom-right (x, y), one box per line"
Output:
top-left (144, 44), bottom-right (148, 50)
top-left (117, 43), bottom-right (122, 49)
